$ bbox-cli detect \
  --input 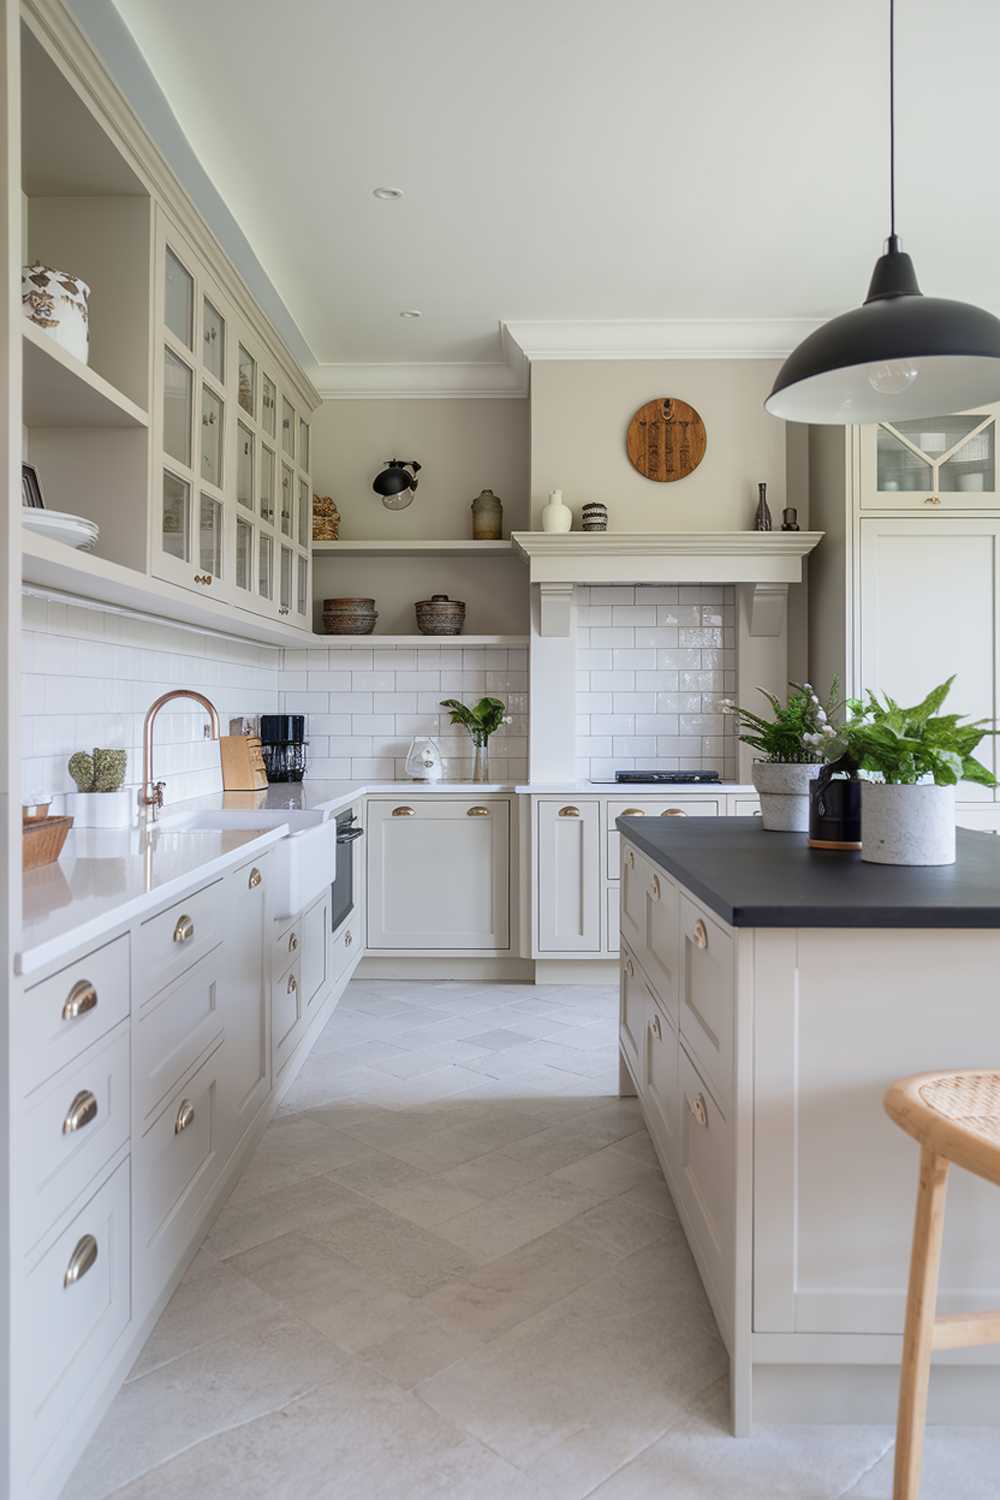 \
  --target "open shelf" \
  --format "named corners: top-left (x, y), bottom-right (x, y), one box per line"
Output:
top-left (313, 539), bottom-right (513, 556)
top-left (22, 321), bottom-right (149, 429)
top-left (314, 634), bottom-right (529, 646)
